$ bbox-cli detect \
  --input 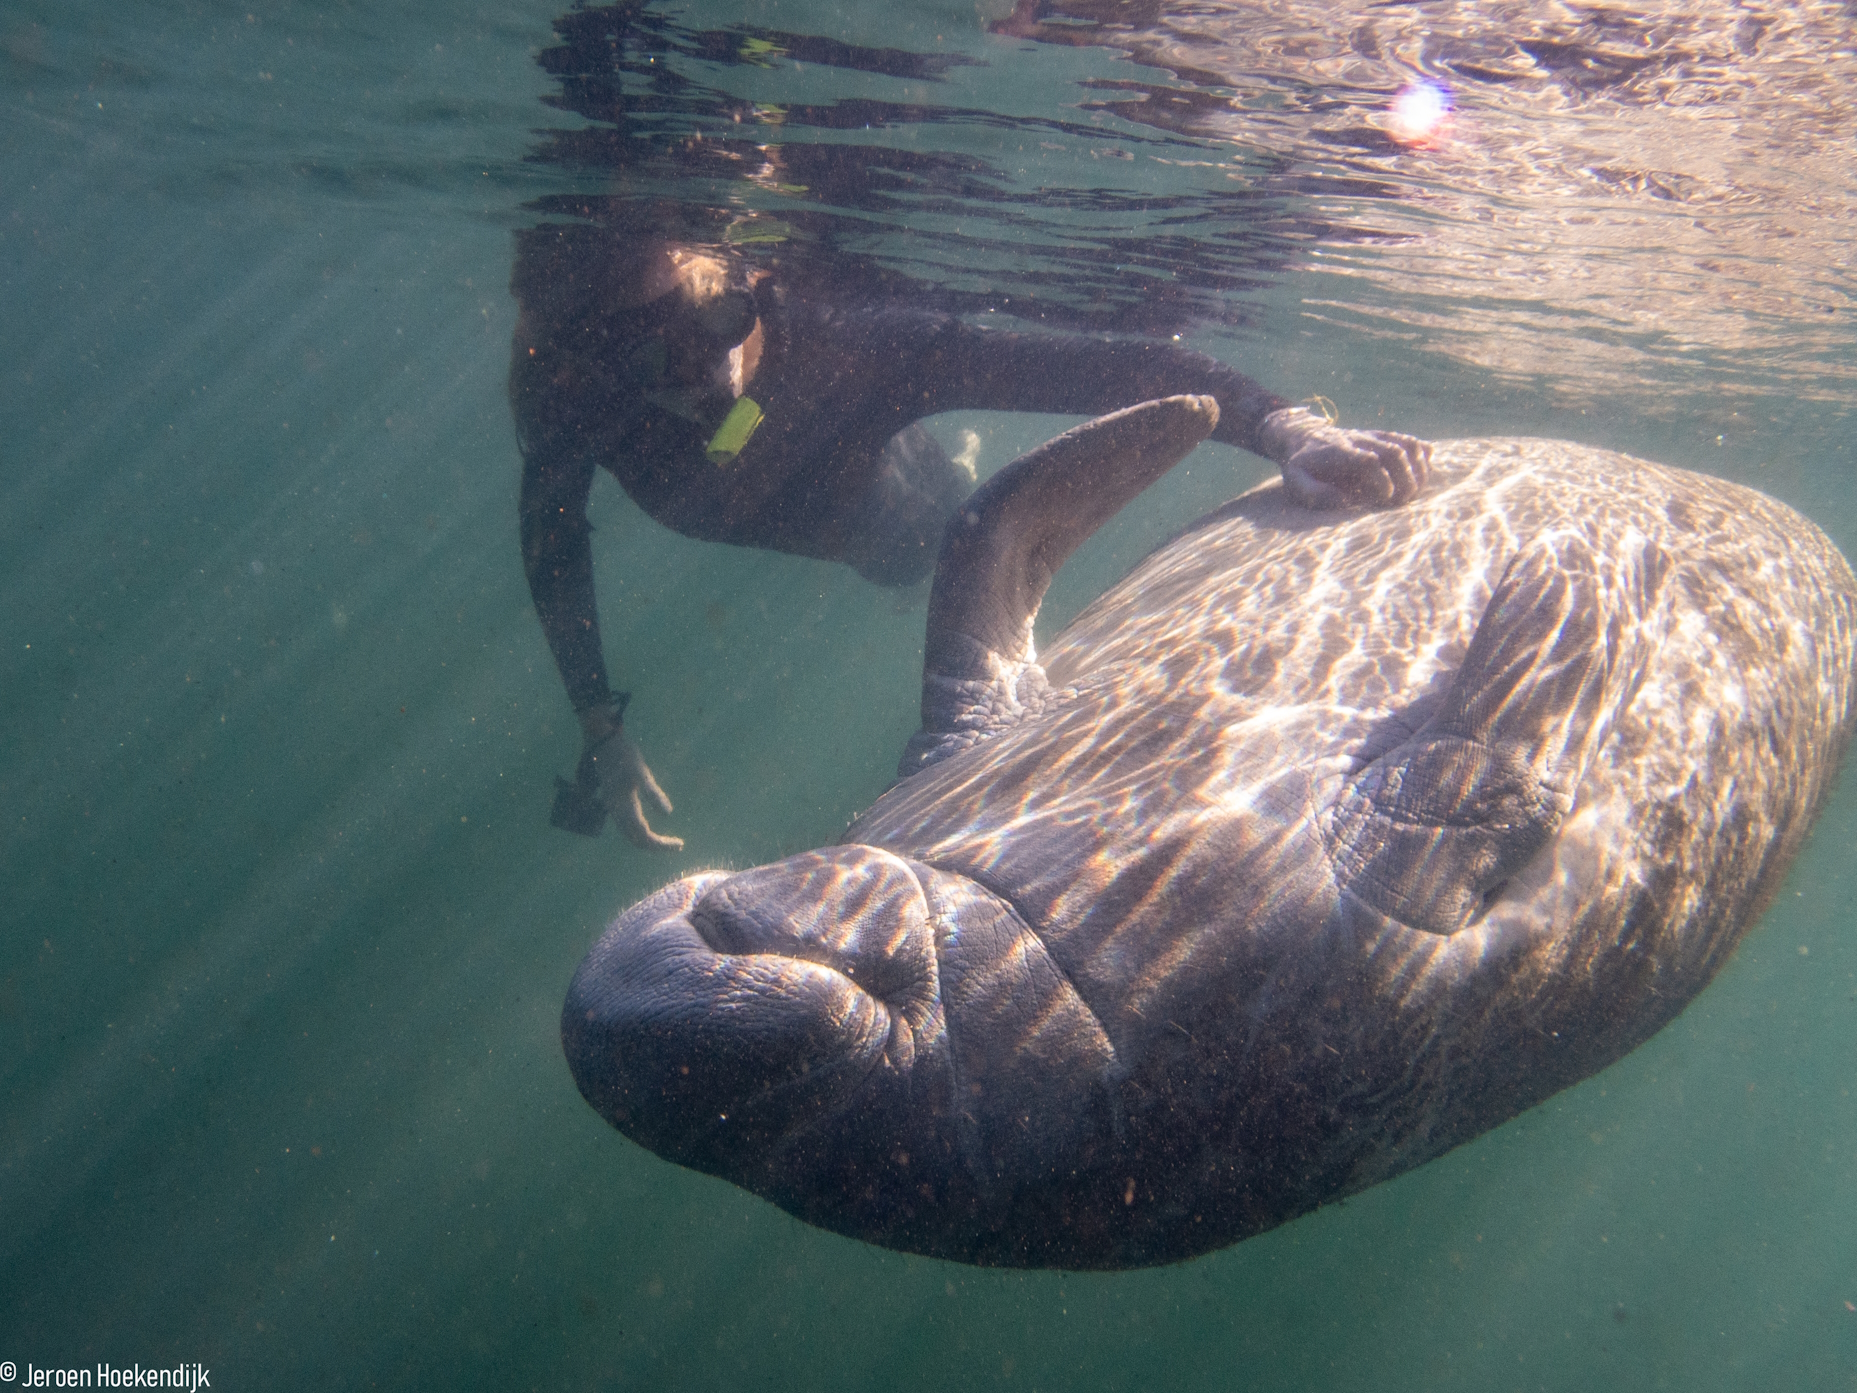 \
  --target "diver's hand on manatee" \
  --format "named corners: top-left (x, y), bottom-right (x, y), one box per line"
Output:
top-left (1260, 406), bottom-right (1431, 509)
top-left (579, 708), bottom-right (683, 852)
